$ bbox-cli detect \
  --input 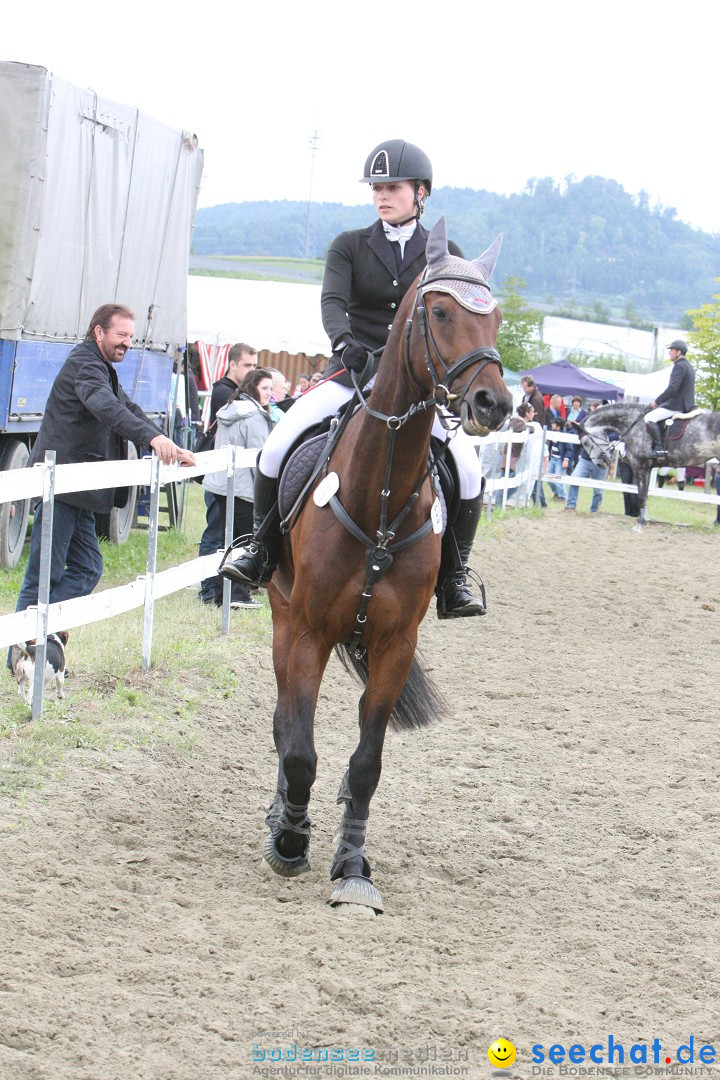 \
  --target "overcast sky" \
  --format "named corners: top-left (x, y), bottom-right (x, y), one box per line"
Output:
top-left (5, 1), bottom-right (719, 233)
